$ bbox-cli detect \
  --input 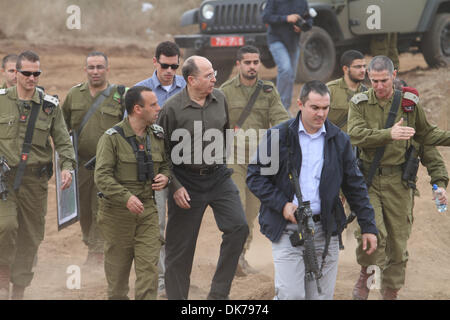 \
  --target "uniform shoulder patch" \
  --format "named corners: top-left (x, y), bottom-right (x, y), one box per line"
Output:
top-left (73, 83), bottom-right (83, 88)
top-left (150, 124), bottom-right (165, 139)
top-left (43, 94), bottom-right (59, 107)
top-left (262, 84), bottom-right (274, 93)
top-left (105, 127), bottom-right (118, 135)
top-left (350, 93), bottom-right (369, 105)
top-left (0, 88), bottom-right (6, 95)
